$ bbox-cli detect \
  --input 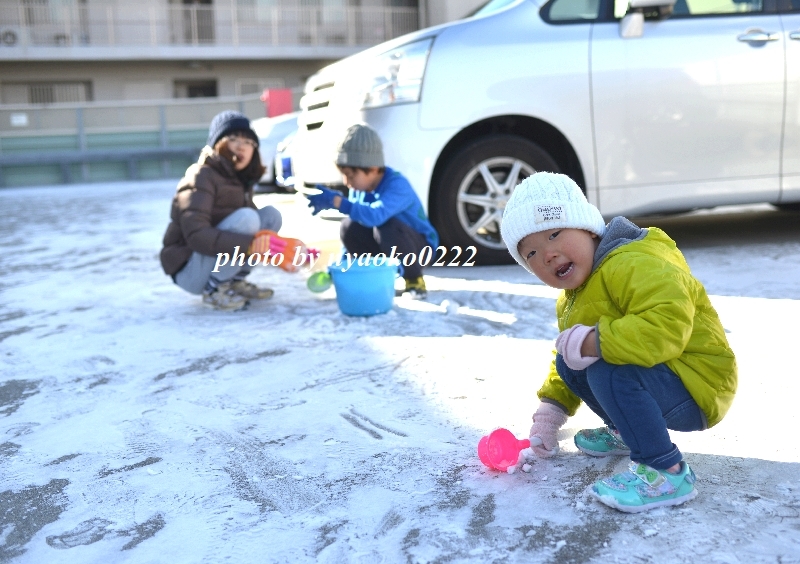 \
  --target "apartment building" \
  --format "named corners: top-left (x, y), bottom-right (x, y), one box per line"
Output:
top-left (0, 0), bottom-right (485, 105)
top-left (0, 0), bottom-right (484, 187)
